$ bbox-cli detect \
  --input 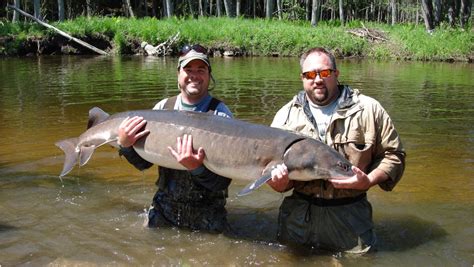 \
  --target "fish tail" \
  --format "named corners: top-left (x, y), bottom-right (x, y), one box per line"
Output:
top-left (55, 138), bottom-right (79, 177)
